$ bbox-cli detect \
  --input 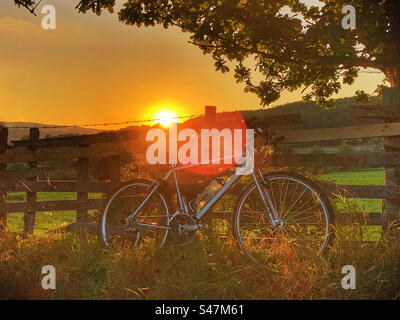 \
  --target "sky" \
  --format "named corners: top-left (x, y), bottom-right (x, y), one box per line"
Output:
top-left (0, 0), bottom-right (385, 128)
